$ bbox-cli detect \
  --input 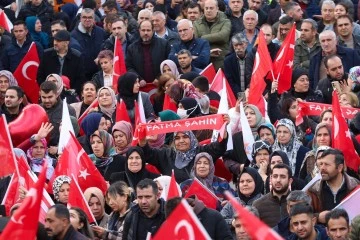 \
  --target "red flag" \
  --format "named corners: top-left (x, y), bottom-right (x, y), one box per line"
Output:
top-left (248, 30), bottom-right (273, 115)
top-left (225, 191), bottom-right (284, 240)
top-left (210, 69), bottom-right (237, 107)
top-left (0, 115), bottom-right (18, 178)
top-left (13, 42), bottom-right (40, 103)
top-left (152, 199), bottom-right (211, 240)
top-left (0, 10), bottom-right (13, 32)
top-left (68, 175), bottom-right (97, 224)
top-left (332, 91), bottom-right (360, 171)
top-left (200, 63), bottom-right (216, 84)
top-left (48, 133), bottom-right (108, 194)
top-left (184, 178), bottom-right (219, 209)
top-left (272, 24), bottom-right (296, 94)
top-left (78, 99), bottom-right (99, 126)
top-left (116, 98), bottom-right (131, 123)
top-left (1, 162), bottom-right (47, 239)
top-left (166, 170), bottom-right (181, 200)
top-left (163, 94), bottom-right (178, 112)
top-left (113, 36), bottom-right (127, 91)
